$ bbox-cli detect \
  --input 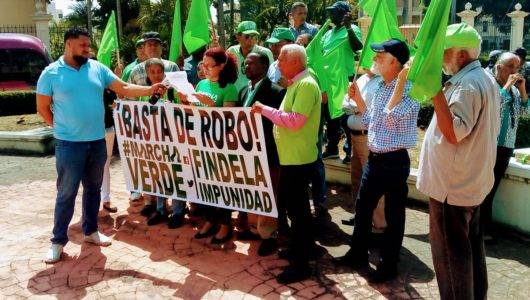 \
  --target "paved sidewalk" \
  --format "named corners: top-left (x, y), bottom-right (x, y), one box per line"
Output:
top-left (0, 155), bottom-right (529, 299)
